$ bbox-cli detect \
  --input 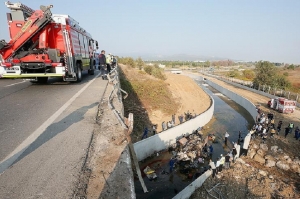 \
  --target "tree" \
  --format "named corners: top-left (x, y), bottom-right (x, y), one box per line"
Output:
top-left (253, 61), bottom-right (278, 87)
top-left (227, 69), bottom-right (239, 77)
top-left (242, 69), bottom-right (255, 80)
top-left (274, 75), bottom-right (291, 89)
top-left (287, 64), bottom-right (295, 70)
top-left (204, 61), bottom-right (210, 68)
top-left (136, 57), bottom-right (144, 70)
top-left (144, 65), bottom-right (152, 75)
top-left (127, 57), bottom-right (136, 68)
